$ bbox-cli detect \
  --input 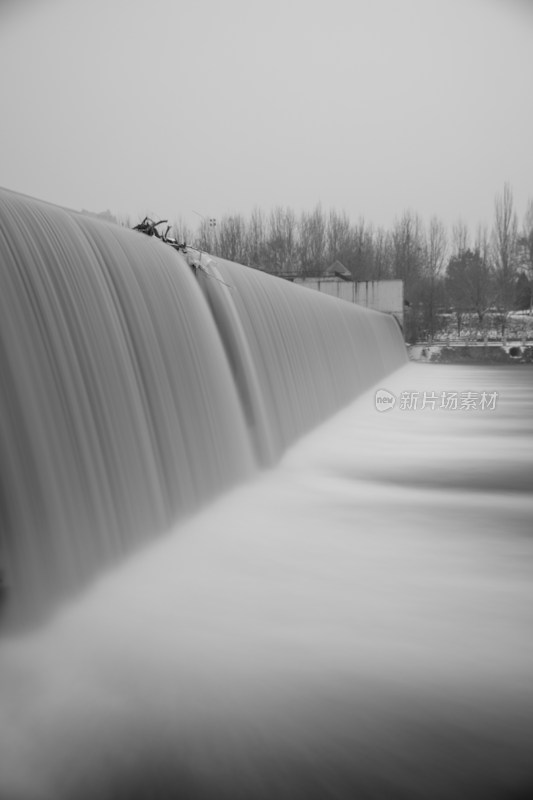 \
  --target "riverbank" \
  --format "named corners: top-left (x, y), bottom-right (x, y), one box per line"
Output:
top-left (408, 342), bottom-right (533, 364)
